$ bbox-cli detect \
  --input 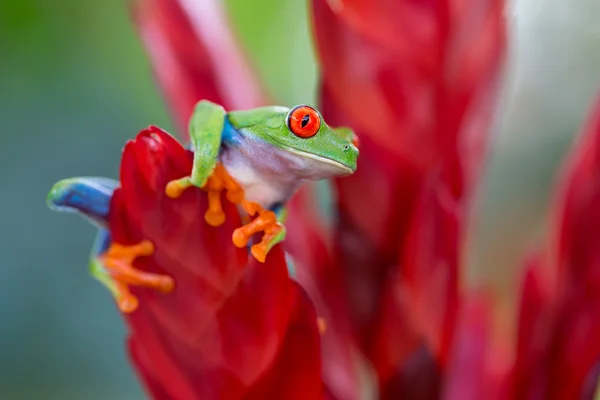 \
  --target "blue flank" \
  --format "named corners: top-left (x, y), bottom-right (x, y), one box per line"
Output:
top-left (222, 117), bottom-right (243, 146)
top-left (47, 177), bottom-right (118, 227)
